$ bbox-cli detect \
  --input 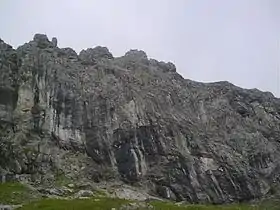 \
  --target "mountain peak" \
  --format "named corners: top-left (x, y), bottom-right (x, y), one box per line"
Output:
top-left (0, 34), bottom-right (279, 204)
